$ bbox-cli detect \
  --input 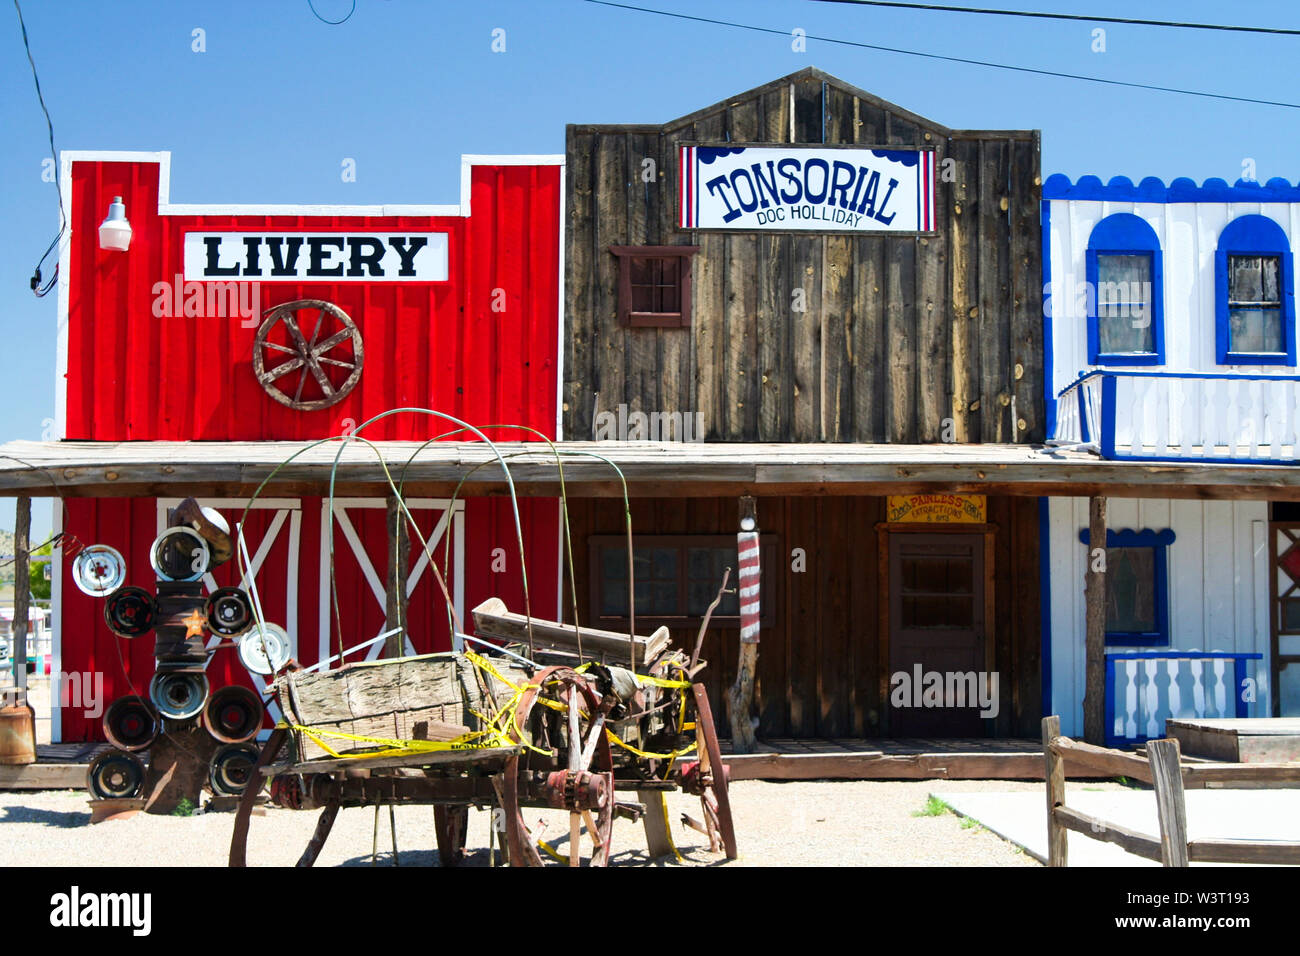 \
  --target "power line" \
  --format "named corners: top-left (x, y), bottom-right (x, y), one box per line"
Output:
top-left (13, 0), bottom-right (65, 297)
top-left (808, 1), bottom-right (1300, 37)
top-left (582, 1), bottom-right (1300, 110)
